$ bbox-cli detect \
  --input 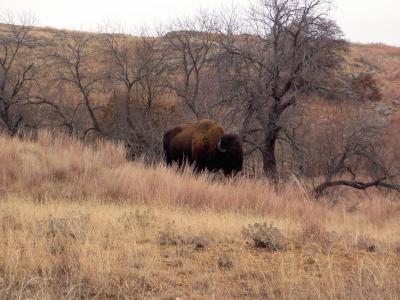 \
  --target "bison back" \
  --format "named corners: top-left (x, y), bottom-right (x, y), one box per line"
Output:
top-left (163, 123), bottom-right (195, 165)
